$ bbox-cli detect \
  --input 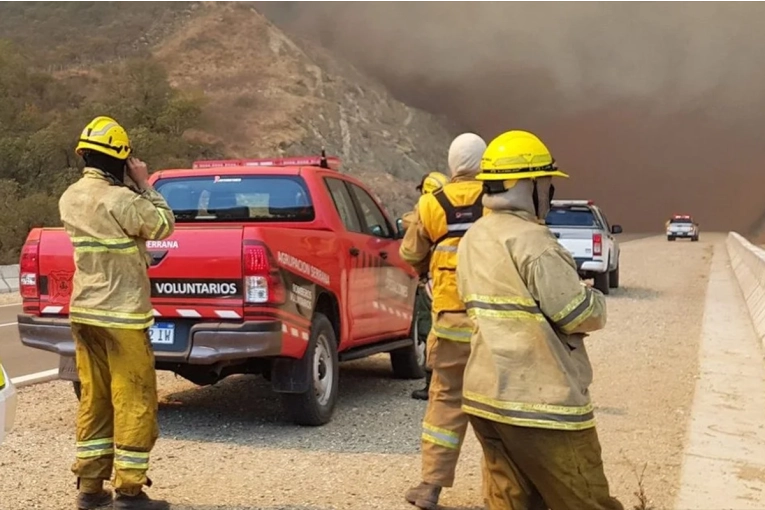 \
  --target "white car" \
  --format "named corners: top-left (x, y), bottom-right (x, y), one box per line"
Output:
top-left (545, 200), bottom-right (622, 295)
top-left (666, 215), bottom-right (700, 241)
top-left (0, 361), bottom-right (17, 444)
